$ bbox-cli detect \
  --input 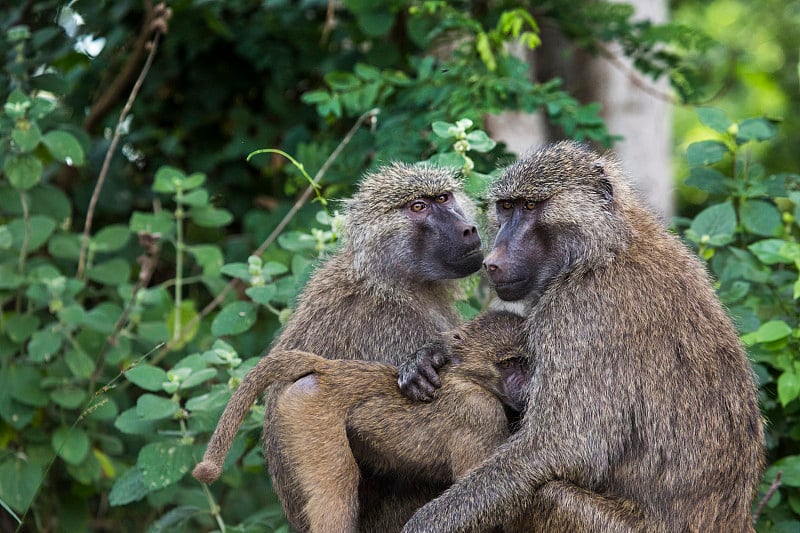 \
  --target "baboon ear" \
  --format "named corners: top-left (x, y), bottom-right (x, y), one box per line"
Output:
top-left (592, 161), bottom-right (605, 175)
top-left (598, 178), bottom-right (613, 204)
